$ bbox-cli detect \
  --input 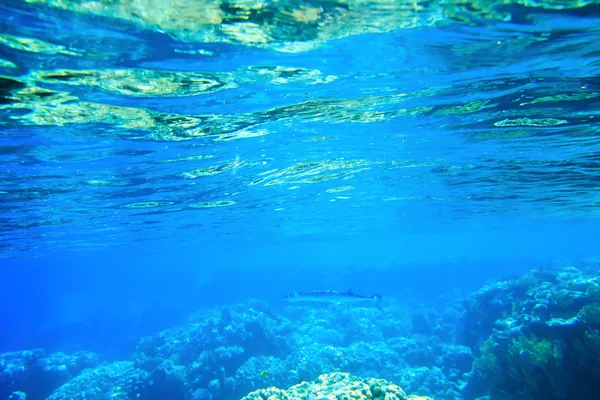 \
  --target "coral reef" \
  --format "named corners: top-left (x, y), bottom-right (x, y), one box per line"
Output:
top-left (48, 362), bottom-right (149, 400)
top-left (460, 264), bottom-right (600, 399)
top-left (2, 262), bottom-right (599, 400)
top-left (0, 349), bottom-right (99, 400)
top-left (240, 372), bottom-right (411, 400)
top-left (0, 293), bottom-right (464, 400)
top-left (131, 301), bottom-right (293, 399)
